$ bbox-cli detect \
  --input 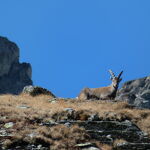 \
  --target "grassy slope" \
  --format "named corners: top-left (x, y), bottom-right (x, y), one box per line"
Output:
top-left (0, 94), bottom-right (150, 149)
